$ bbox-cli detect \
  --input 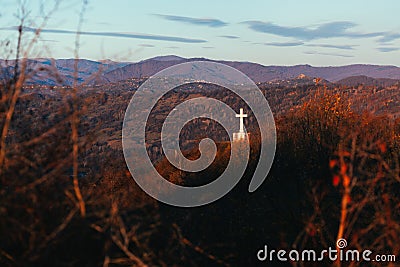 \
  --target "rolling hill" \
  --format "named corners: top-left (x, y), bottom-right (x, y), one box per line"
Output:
top-left (2, 55), bottom-right (400, 86)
